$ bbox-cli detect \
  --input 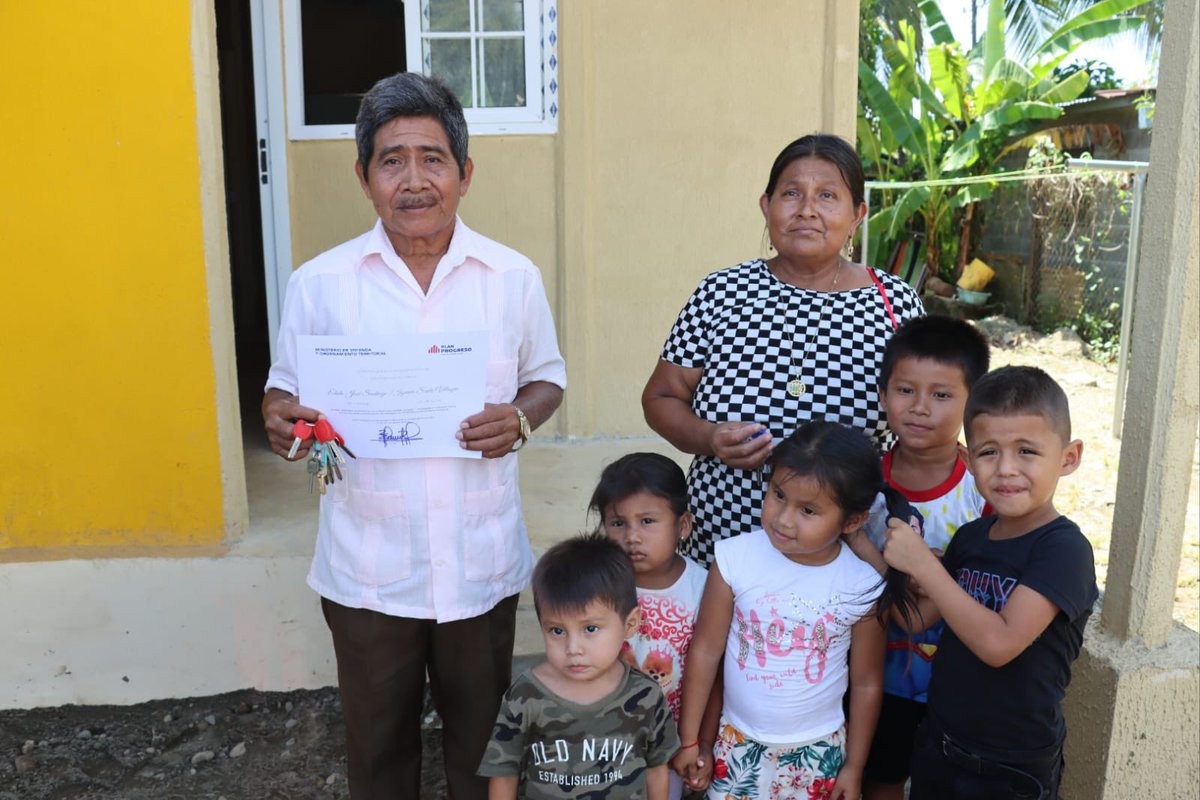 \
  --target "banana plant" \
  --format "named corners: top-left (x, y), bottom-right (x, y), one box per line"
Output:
top-left (857, 0), bottom-right (1144, 278)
